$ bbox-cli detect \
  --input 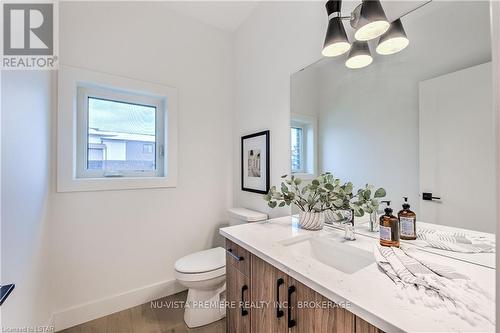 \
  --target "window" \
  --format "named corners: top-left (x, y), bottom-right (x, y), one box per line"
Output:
top-left (290, 114), bottom-right (317, 178)
top-left (291, 126), bottom-right (304, 173)
top-left (58, 65), bottom-right (178, 192)
top-left (76, 88), bottom-right (164, 178)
